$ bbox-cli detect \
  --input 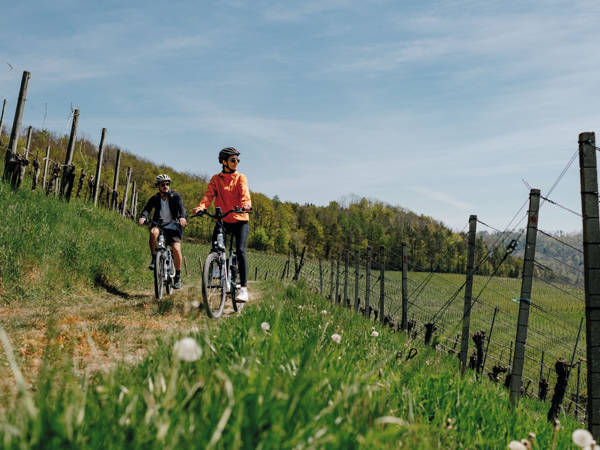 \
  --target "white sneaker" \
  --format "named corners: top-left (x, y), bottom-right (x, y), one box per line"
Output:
top-left (237, 287), bottom-right (249, 302)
